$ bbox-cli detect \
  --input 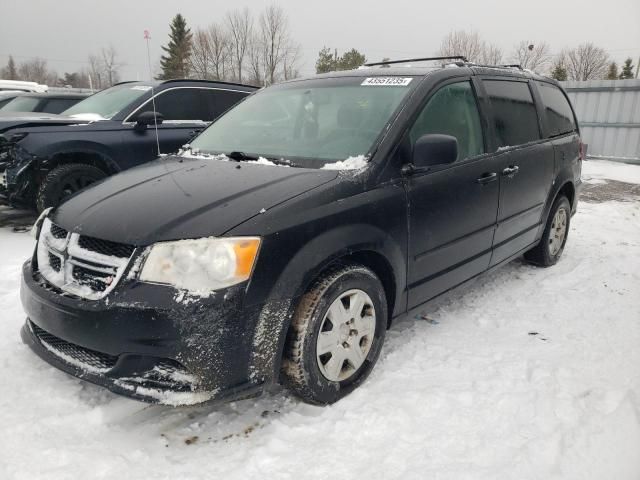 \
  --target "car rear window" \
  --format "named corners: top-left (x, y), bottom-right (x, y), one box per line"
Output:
top-left (537, 82), bottom-right (577, 137)
top-left (483, 80), bottom-right (541, 149)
